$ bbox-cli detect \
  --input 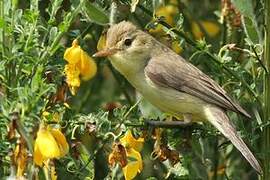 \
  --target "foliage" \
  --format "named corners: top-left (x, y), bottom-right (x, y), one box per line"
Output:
top-left (0, 0), bottom-right (268, 179)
